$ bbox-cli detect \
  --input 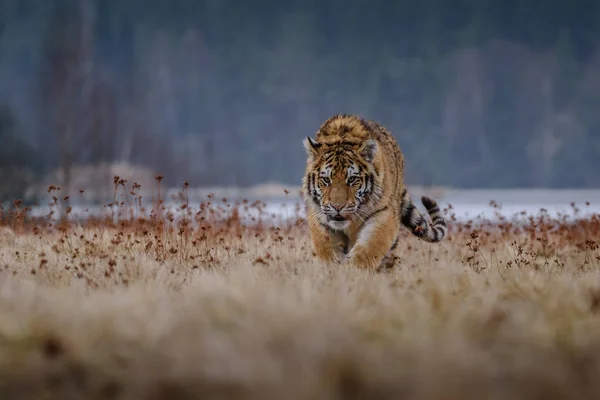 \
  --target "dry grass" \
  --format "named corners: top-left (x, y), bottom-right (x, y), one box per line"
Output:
top-left (0, 179), bottom-right (600, 399)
